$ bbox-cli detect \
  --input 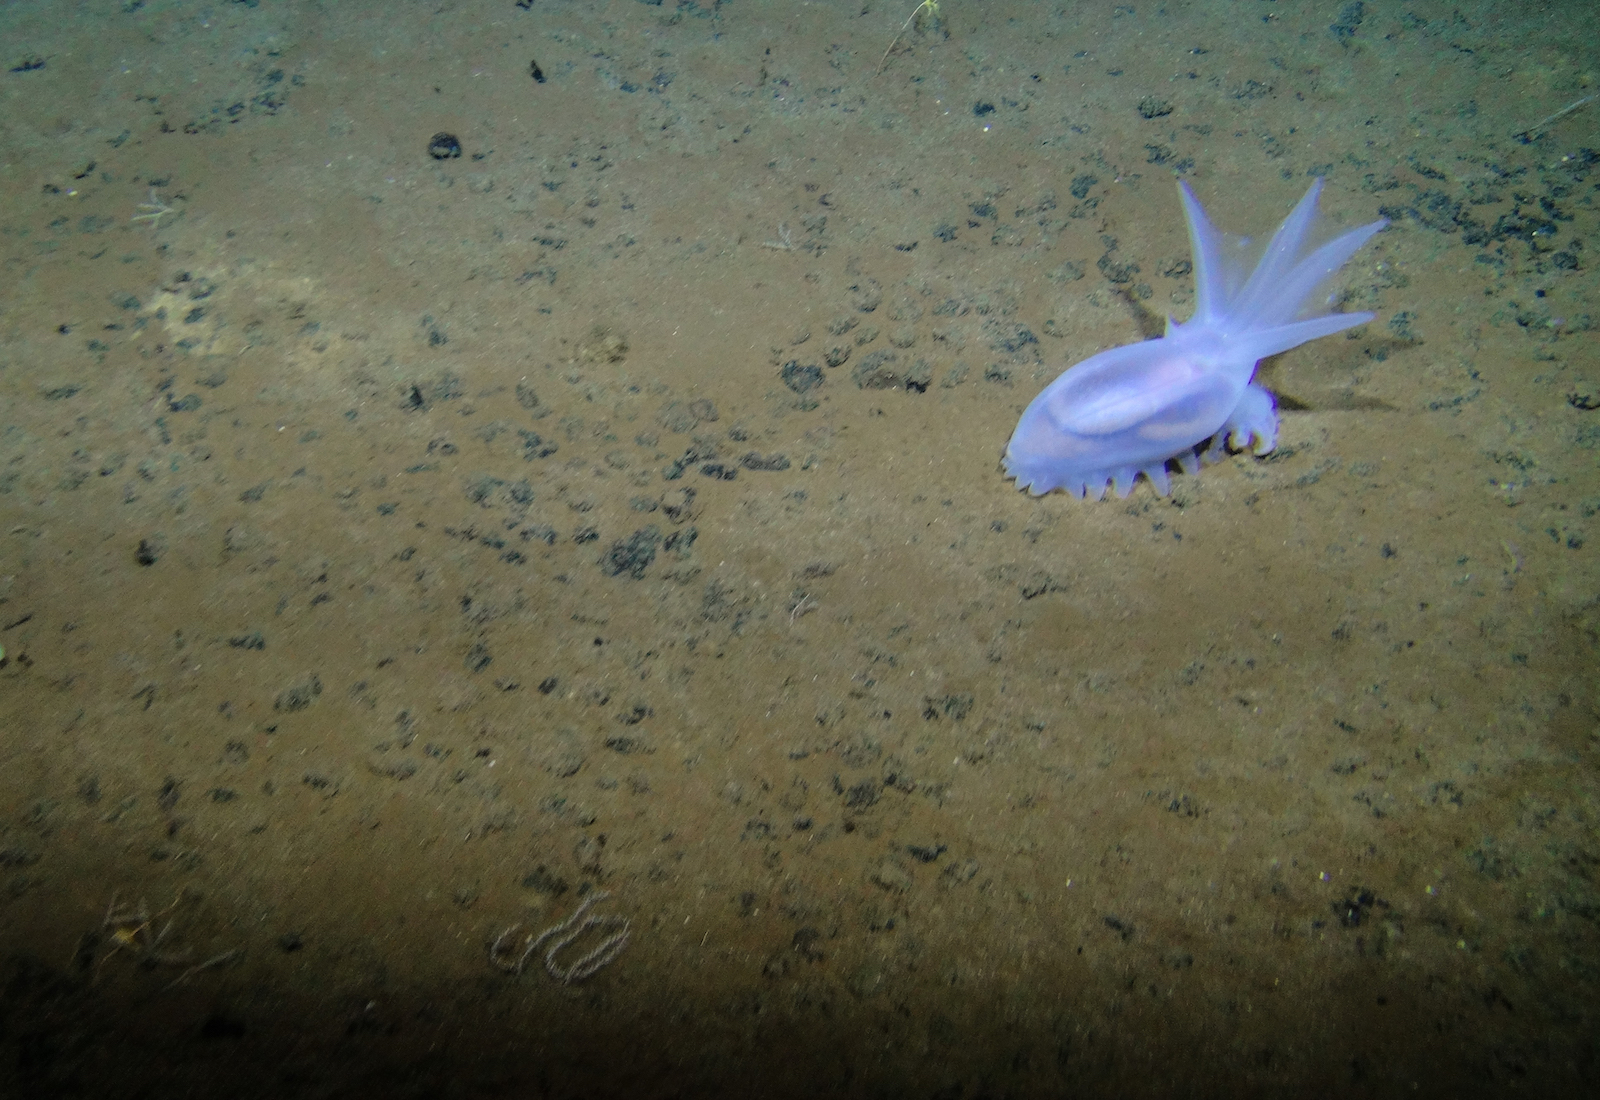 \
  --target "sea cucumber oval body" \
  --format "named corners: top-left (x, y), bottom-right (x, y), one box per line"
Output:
top-left (1004, 179), bottom-right (1387, 499)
